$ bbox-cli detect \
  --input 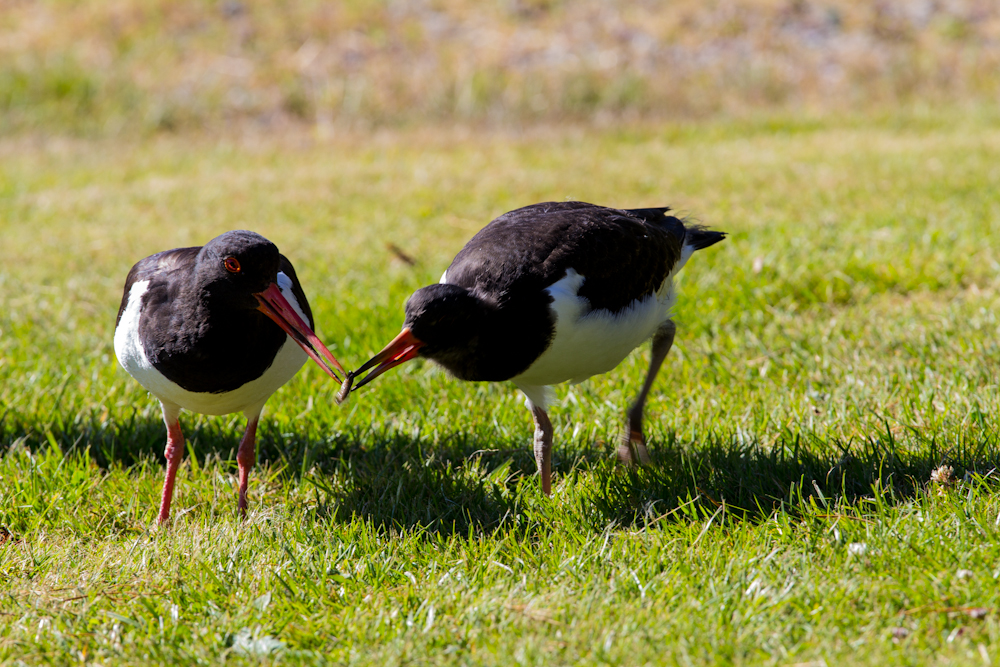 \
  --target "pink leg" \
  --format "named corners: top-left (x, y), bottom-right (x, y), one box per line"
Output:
top-left (158, 406), bottom-right (185, 524)
top-left (236, 417), bottom-right (259, 518)
top-left (618, 320), bottom-right (675, 466)
top-left (530, 404), bottom-right (554, 496)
